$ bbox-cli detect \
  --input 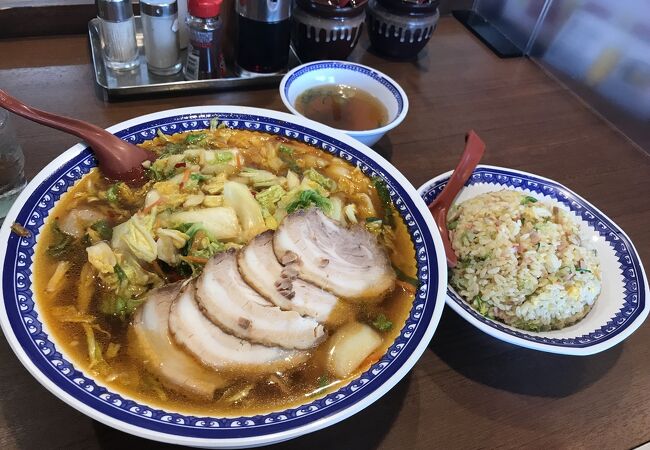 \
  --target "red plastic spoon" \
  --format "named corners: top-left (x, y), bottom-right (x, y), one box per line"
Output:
top-left (428, 130), bottom-right (485, 267)
top-left (0, 89), bottom-right (155, 184)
